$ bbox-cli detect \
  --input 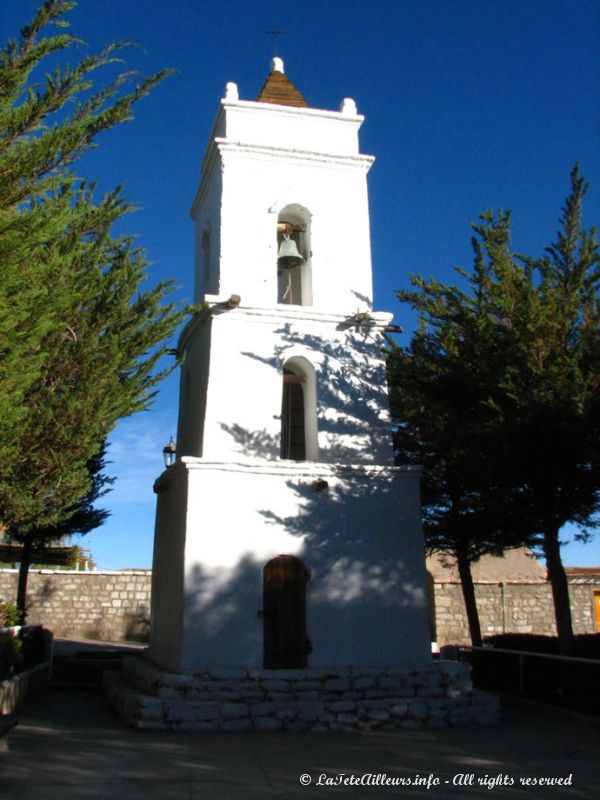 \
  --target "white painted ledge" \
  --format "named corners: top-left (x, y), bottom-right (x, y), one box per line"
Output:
top-left (154, 457), bottom-right (422, 493)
